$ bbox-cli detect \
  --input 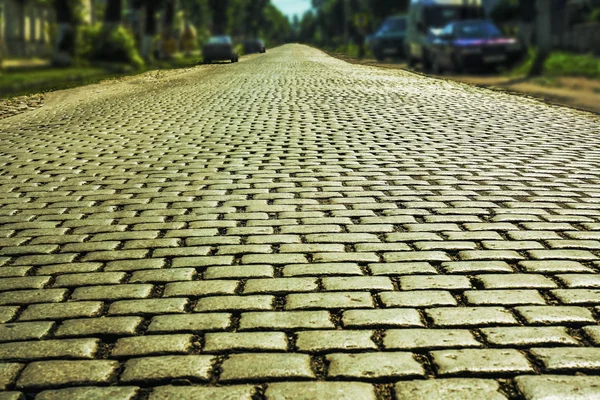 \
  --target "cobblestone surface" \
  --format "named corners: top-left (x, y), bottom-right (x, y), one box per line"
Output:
top-left (0, 44), bottom-right (600, 398)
